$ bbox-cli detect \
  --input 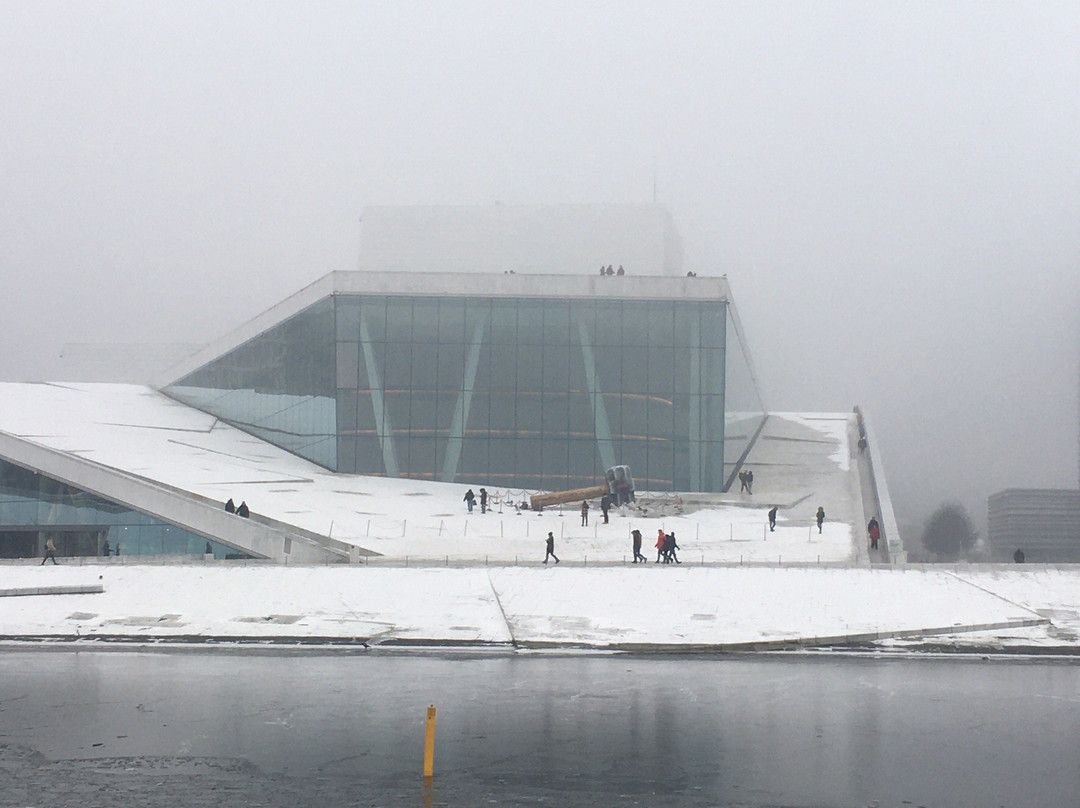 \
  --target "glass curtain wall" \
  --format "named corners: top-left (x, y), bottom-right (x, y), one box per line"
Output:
top-left (722, 308), bottom-right (767, 488)
top-left (335, 295), bottom-right (730, 492)
top-left (166, 299), bottom-right (337, 469)
top-left (0, 459), bottom-right (238, 558)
